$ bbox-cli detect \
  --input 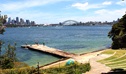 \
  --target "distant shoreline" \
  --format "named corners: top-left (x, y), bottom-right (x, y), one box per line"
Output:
top-left (4, 24), bottom-right (112, 28)
top-left (4, 25), bottom-right (43, 27)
